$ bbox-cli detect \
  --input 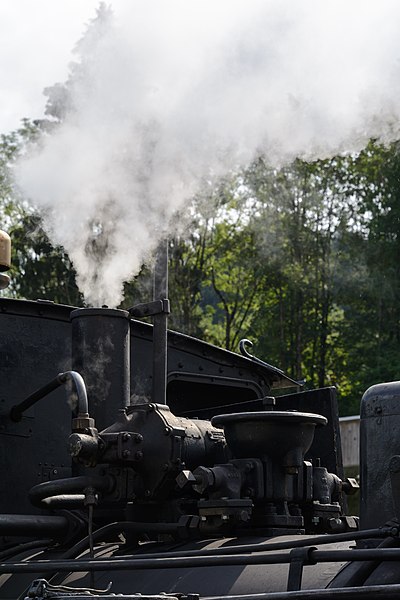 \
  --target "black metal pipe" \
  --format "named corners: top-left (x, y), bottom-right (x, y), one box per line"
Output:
top-left (9, 371), bottom-right (88, 422)
top-left (0, 553), bottom-right (291, 574)
top-left (0, 515), bottom-right (68, 537)
top-left (121, 527), bottom-right (396, 561)
top-left (63, 524), bottom-right (394, 563)
top-left (152, 239), bottom-right (169, 405)
top-left (313, 548), bottom-right (400, 562)
top-left (6, 546), bottom-right (400, 575)
top-left (29, 476), bottom-right (114, 509)
top-left (328, 534), bottom-right (397, 589)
